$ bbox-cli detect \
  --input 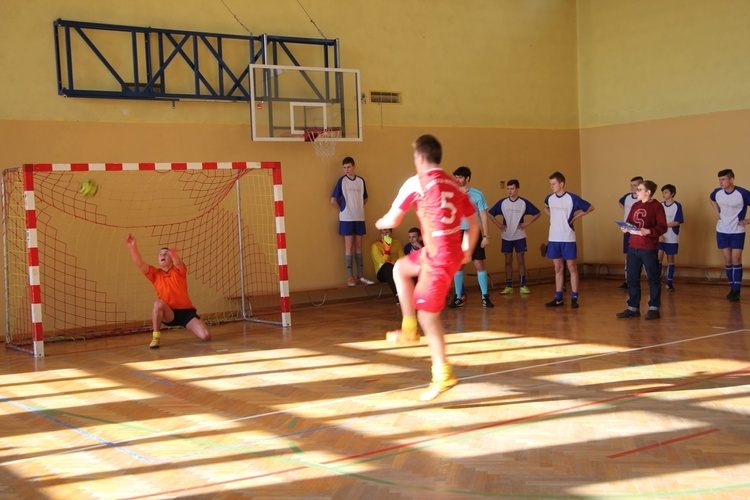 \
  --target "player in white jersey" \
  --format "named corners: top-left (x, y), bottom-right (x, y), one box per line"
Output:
top-left (709, 169), bottom-right (750, 301)
top-left (488, 179), bottom-right (541, 294)
top-left (543, 171), bottom-right (595, 308)
top-left (617, 176), bottom-right (643, 288)
top-left (658, 184), bottom-right (684, 291)
top-left (330, 157), bottom-right (375, 287)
